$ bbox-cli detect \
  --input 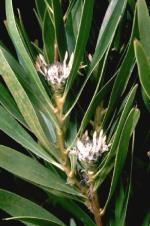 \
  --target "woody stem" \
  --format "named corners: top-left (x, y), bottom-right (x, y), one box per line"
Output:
top-left (89, 186), bottom-right (103, 226)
